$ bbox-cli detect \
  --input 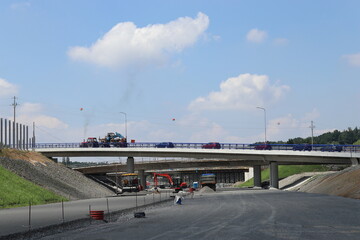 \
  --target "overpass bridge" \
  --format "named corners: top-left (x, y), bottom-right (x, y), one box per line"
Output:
top-left (35, 142), bottom-right (360, 189)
